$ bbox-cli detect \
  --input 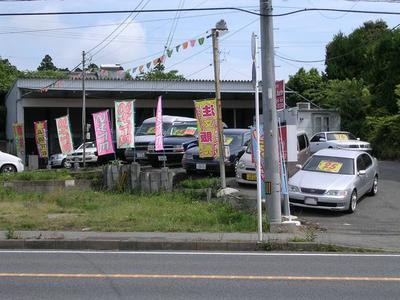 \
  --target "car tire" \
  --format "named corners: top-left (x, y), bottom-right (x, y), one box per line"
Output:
top-left (347, 190), bottom-right (357, 213)
top-left (0, 164), bottom-right (17, 173)
top-left (61, 159), bottom-right (68, 168)
top-left (368, 176), bottom-right (378, 196)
